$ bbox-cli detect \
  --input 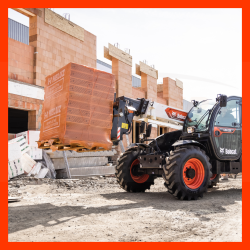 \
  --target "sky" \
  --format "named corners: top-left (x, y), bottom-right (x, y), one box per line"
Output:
top-left (8, 8), bottom-right (242, 102)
